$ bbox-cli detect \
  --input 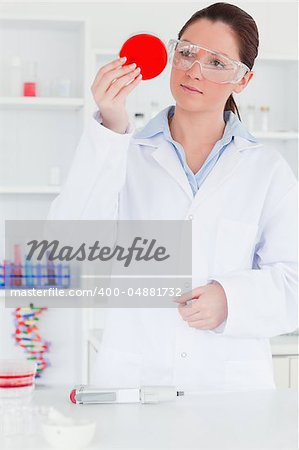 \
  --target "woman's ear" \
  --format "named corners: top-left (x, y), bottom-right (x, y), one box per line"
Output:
top-left (233, 71), bottom-right (254, 94)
